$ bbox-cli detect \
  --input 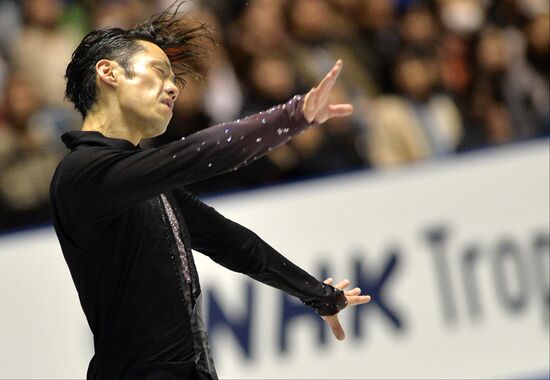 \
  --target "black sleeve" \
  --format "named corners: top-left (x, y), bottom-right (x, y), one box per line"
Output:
top-left (61, 95), bottom-right (312, 220)
top-left (172, 187), bottom-right (348, 316)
